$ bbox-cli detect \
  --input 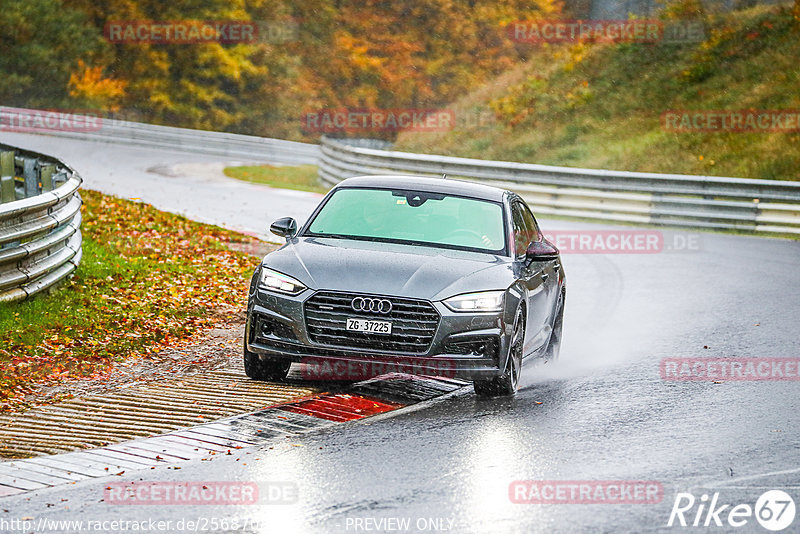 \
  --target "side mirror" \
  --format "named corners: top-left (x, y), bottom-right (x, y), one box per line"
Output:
top-left (270, 217), bottom-right (297, 239)
top-left (526, 239), bottom-right (559, 262)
